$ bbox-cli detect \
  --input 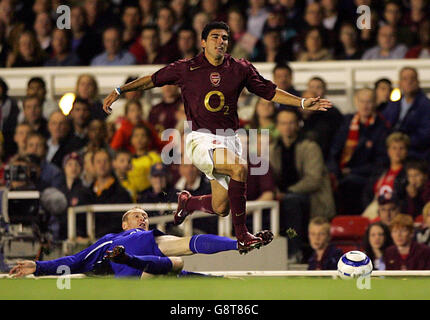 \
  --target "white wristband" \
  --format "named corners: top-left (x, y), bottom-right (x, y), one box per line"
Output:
top-left (114, 87), bottom-right (122, 96)
top-left (301, 98), bottom-right (305, 109)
